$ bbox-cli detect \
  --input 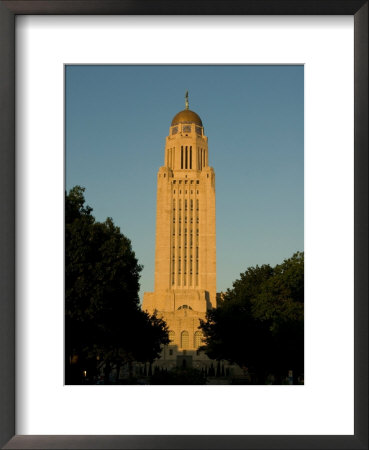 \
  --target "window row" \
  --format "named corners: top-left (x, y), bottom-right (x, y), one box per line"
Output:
top-left (171, 125), bottom-right (202, 136)
top-left (171, 273), bottom-right (199, 286)
top-left (168, 330), bottom-right (203, 349)
top-left (171, 258), bottom-right (199, 275)
top-left (173, 199), bottom-right (199, 211)
top-left (181, 146), bottom-right (192, 169)
top-left (173, 179), bottom-right (200, 185)
top-left (173, 190), bottom-right (200, 195)
top-left (173, 216), bottom-right (200, 224)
